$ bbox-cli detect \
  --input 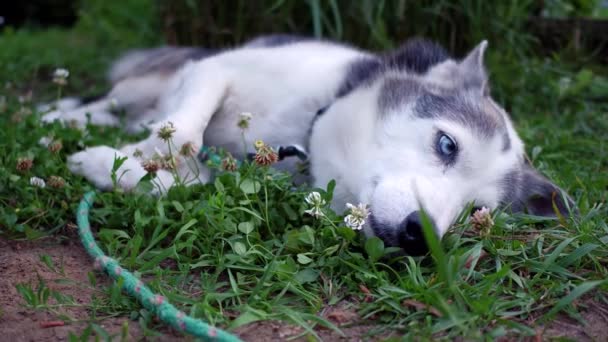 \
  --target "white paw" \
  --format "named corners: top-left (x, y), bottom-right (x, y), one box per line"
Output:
top-left (68, 146), bottom-right (147, 191)
top-left (37, 97), bottom-right (82, 113)
top-left (41, 109), bottom-right (119, 128)
top-left (41, 110), bottom-right (64, 123)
